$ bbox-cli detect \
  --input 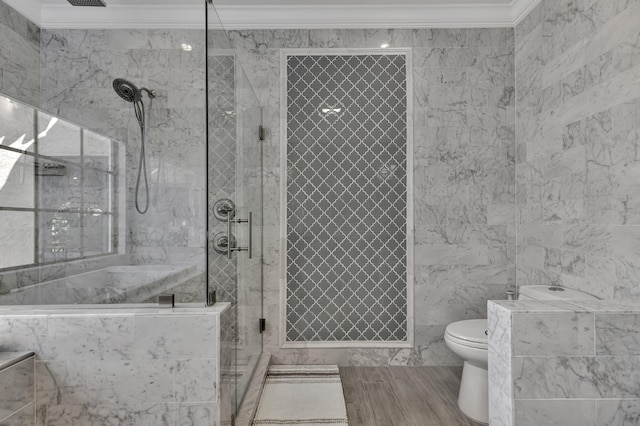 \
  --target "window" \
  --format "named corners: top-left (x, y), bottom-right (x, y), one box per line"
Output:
top-left (0, 96), bottom-right (118, 270)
